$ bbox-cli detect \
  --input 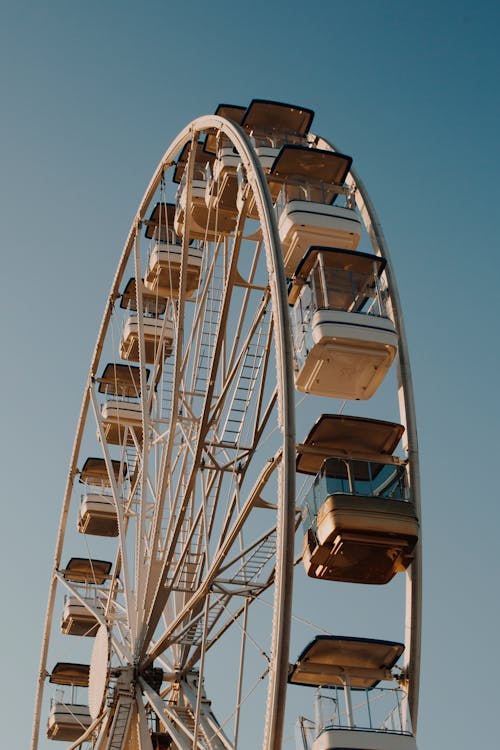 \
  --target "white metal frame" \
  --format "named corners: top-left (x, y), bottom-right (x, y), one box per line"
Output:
top-left (32, 116), bottom-right (421, 750)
